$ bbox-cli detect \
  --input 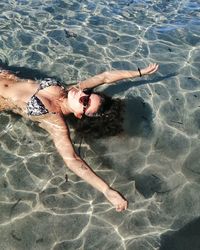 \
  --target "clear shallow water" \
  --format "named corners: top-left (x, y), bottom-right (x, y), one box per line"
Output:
top-left (0, 0), bottom-right (200, 249)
